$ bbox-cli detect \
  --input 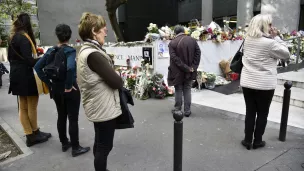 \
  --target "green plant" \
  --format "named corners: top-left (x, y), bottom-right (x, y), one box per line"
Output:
top-left (0, 0), bottom-right (37, 20)
top-left (206, 73), bottom-right (216, 82)
top-left (0, 21), bottom-right (9, 47)
top-left (126, 75), bottom-right (136, 91)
